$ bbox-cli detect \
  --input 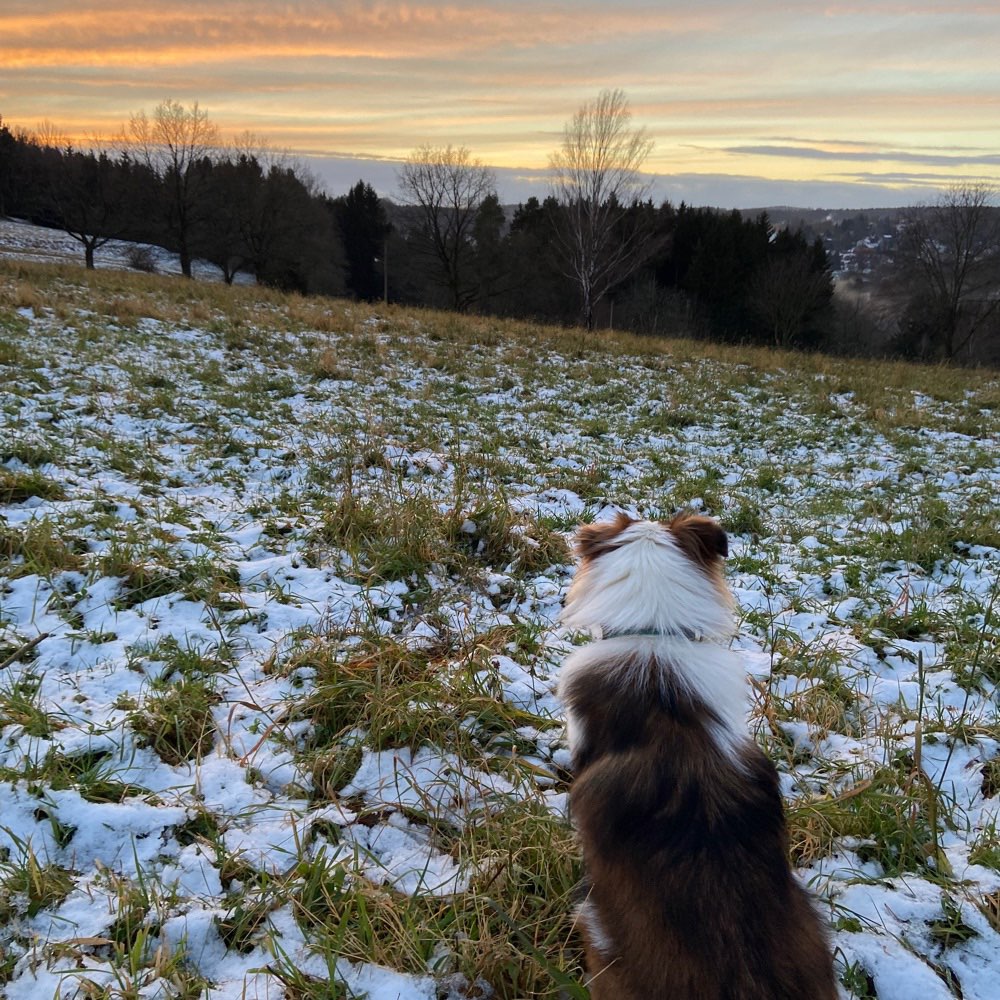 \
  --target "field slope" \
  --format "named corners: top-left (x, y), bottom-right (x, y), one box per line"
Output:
top-left (1, 261), bottom-right (999, 999)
